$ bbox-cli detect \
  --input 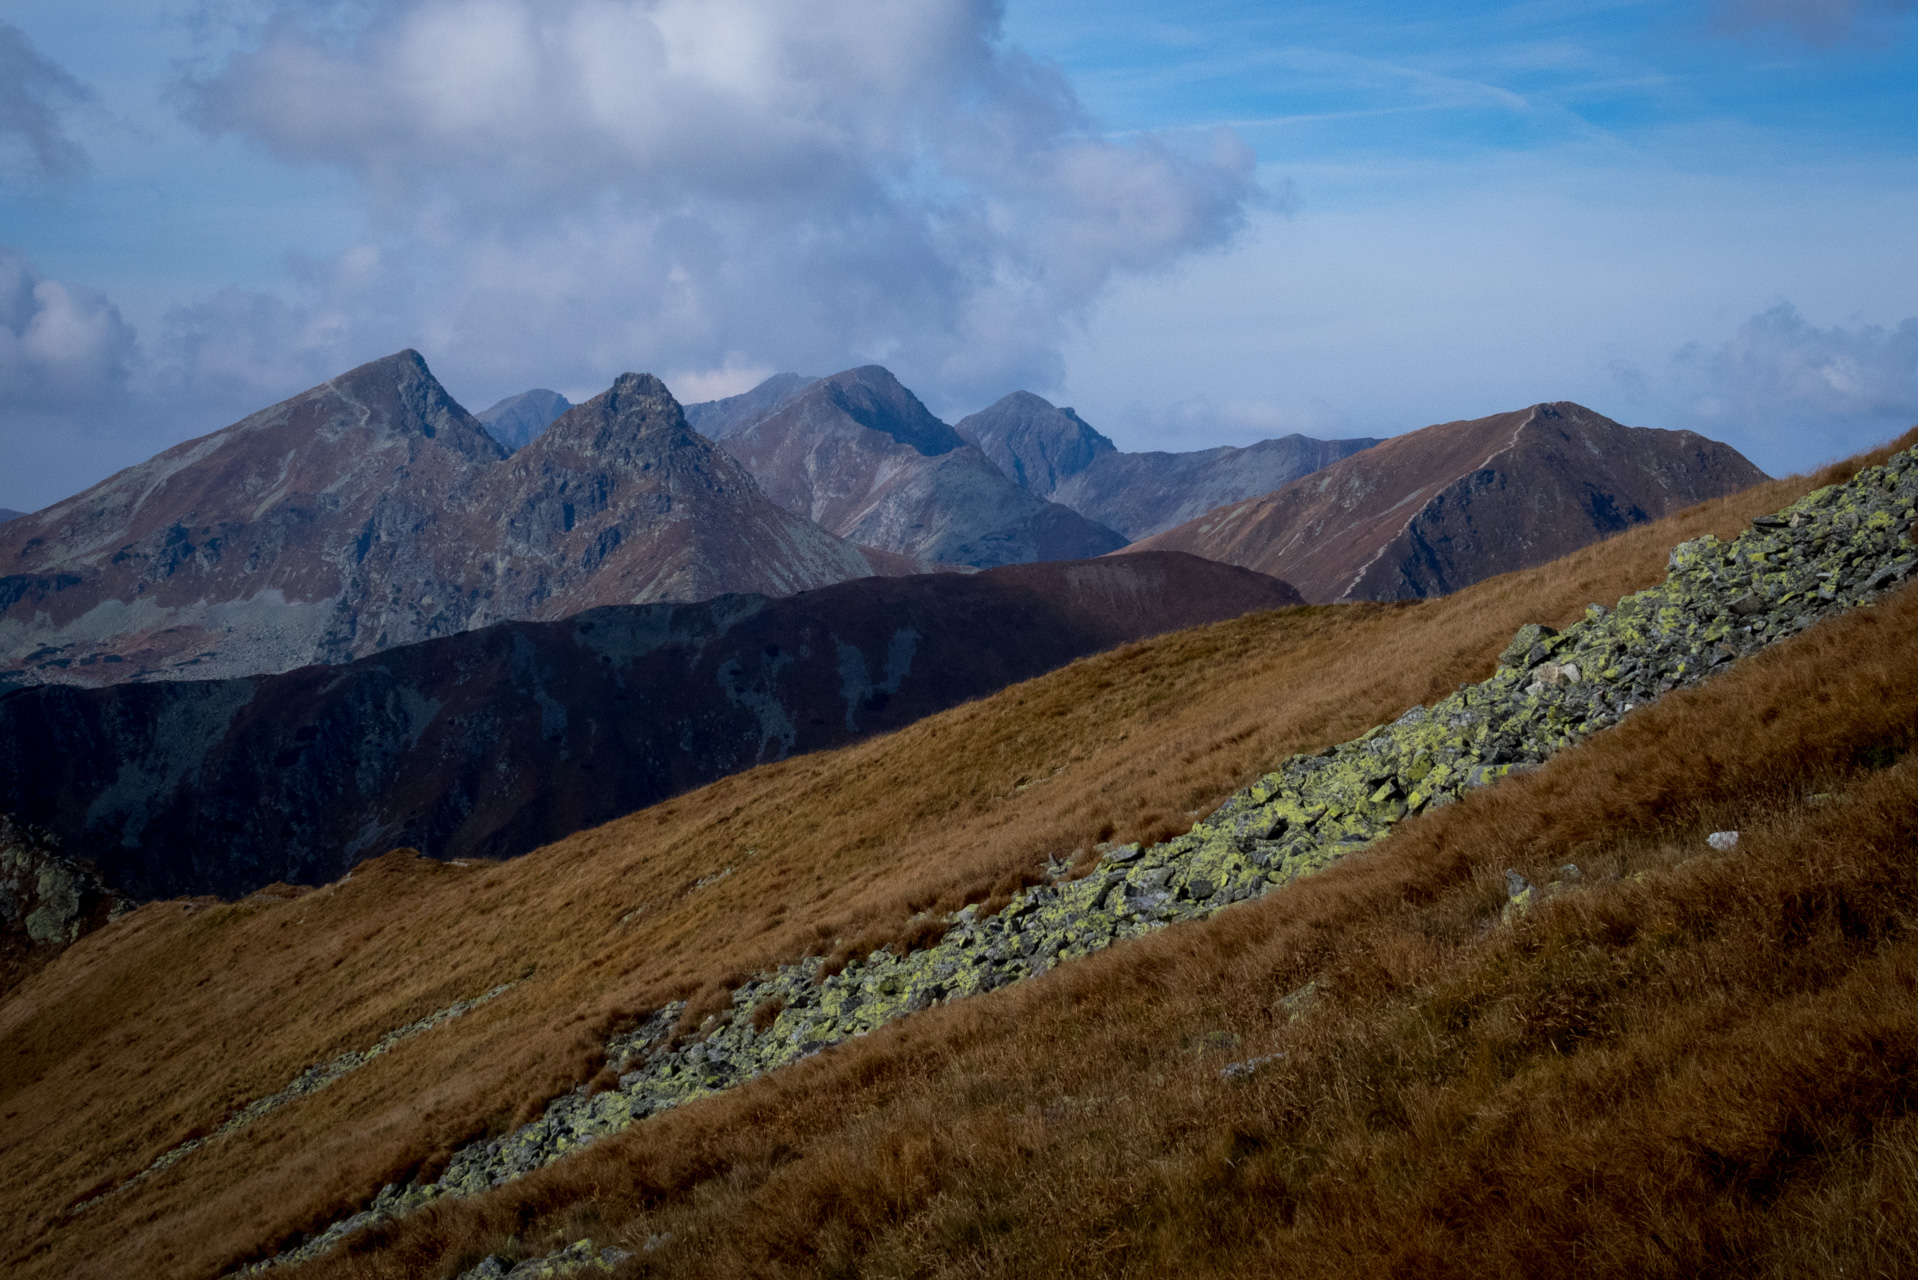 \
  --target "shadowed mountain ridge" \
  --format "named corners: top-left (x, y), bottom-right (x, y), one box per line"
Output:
top-left (0, 552), bottom-right (1302, 899)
